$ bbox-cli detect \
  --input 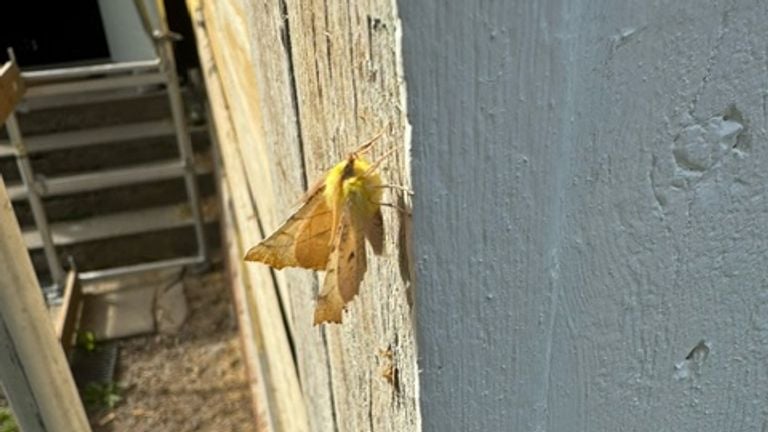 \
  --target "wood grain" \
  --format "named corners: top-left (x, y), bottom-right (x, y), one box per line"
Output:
top-left (189, 0), bottom-right (417, 430)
